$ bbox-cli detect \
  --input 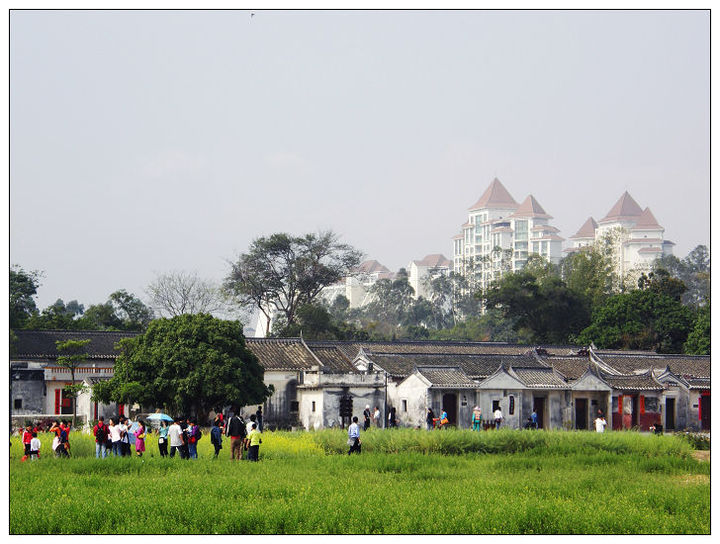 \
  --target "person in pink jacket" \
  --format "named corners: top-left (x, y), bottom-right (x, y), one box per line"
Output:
top-left (134, 420), bottom-right (146, 457)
